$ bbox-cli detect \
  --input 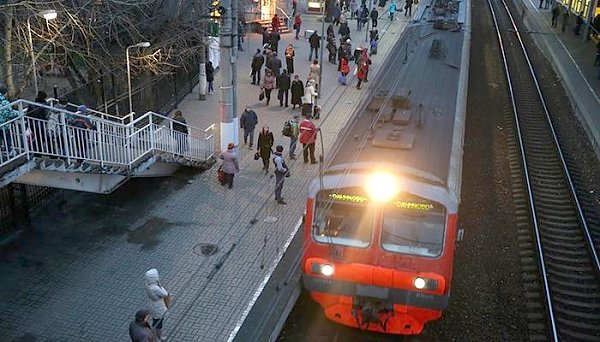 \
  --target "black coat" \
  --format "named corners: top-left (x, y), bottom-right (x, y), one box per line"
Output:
top-left (206, 64), bottom-right (215, 82)
top-left (252, 54), bottom-right (264, 69)
top-left (173, 117), bottom-right (188, 134)
top-left (309, 33), bottom-right (320, 48)
top-left (277, 73), bottom-right (291, 91)
top-left (291, 80), bottom-right (304, 105)
top-left (257, 131), bottom-right (274, 158)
